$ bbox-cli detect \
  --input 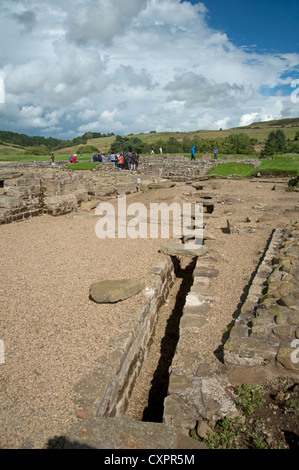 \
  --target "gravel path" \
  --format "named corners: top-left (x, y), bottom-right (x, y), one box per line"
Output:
top-left (0, 178), bottom-right (298, 448)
